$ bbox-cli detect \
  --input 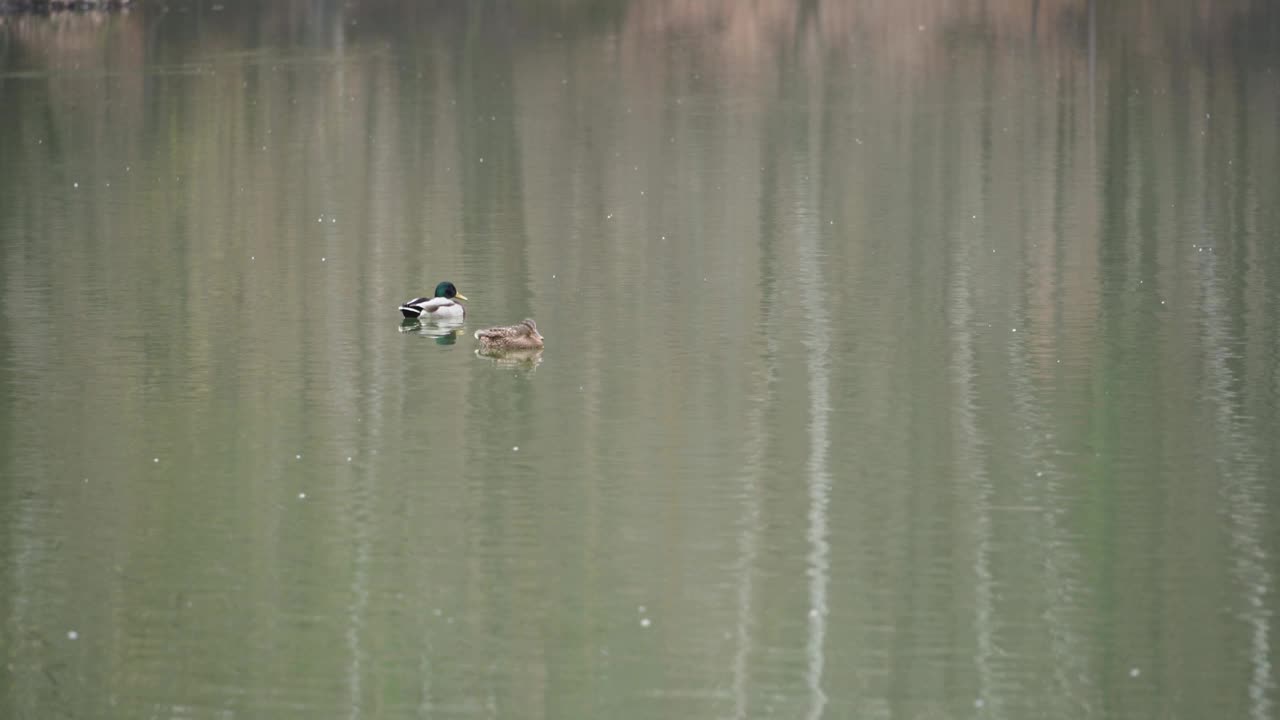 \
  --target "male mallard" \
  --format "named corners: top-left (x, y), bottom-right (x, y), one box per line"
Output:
top-left (399, 281), bottom-right (467, 320)
top-left (474, 318), bottom-right (544, 351)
